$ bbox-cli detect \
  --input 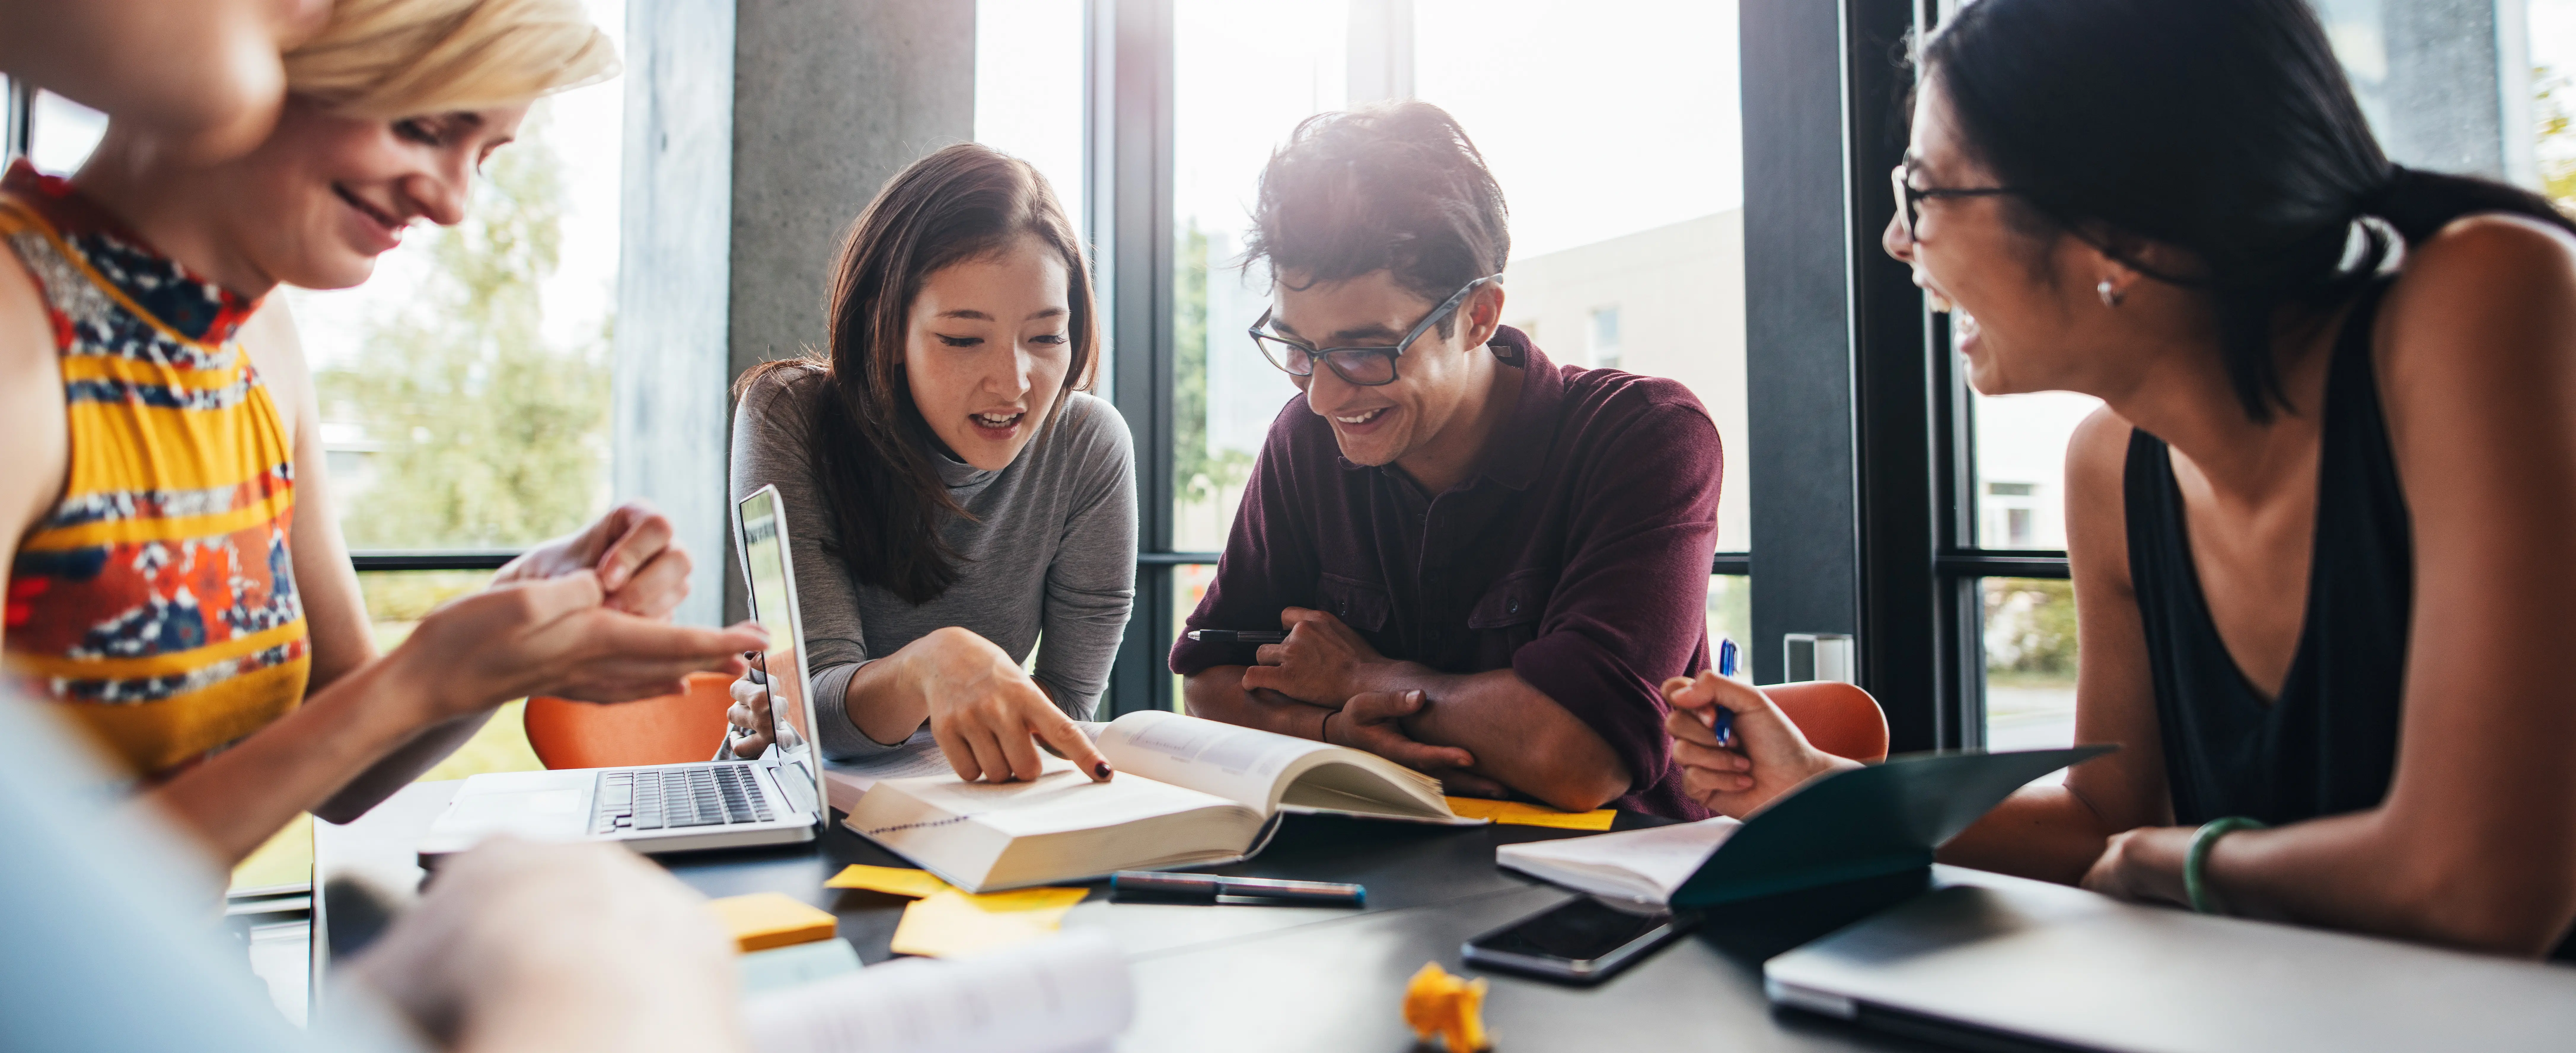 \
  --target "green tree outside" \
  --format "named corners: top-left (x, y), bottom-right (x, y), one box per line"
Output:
top-left (1173, 220), bottom-right (1254, 512)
